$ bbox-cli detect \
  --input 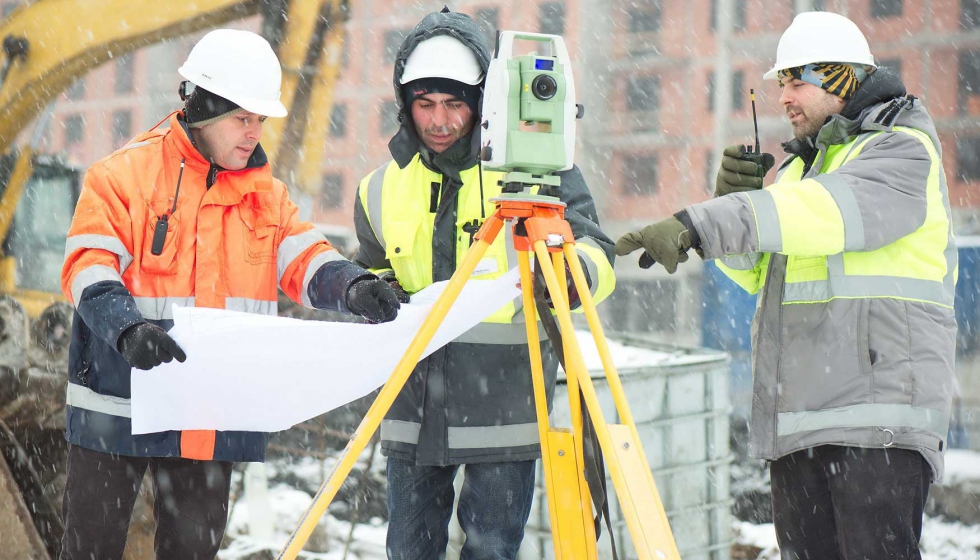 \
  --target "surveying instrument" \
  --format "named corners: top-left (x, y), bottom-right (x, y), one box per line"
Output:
top-left (277, 31), bottom-right (680, 560)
